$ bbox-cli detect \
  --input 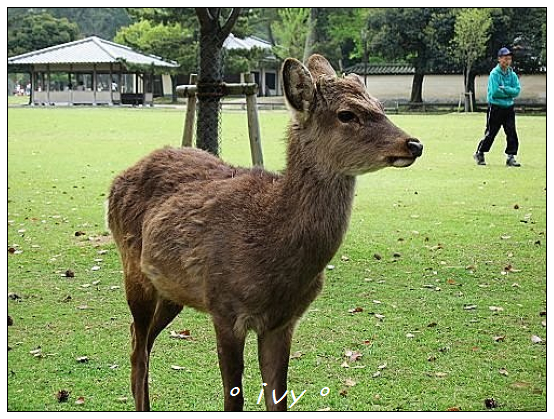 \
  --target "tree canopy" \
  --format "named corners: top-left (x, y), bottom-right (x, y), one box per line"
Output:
top-left (8, 12), bottom-right (81, 57)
